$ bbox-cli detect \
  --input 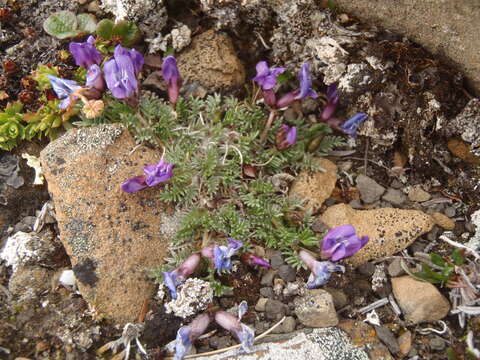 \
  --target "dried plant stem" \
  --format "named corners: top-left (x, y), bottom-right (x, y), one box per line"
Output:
top-left (166, 316), bottom-right (286, 360)
top-left (259, 110), bottom-right (277, 143)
